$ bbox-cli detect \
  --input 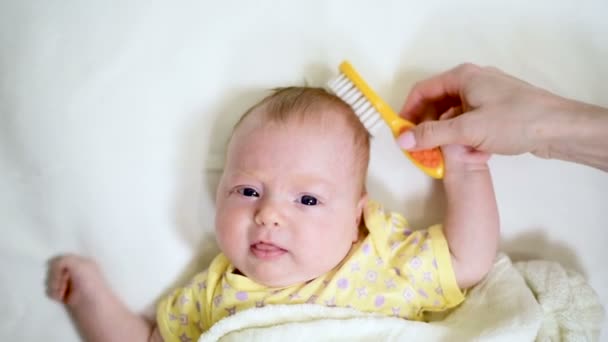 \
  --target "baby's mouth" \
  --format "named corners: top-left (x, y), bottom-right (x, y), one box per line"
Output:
top-left (250, 242), bottom-right (287, 260)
